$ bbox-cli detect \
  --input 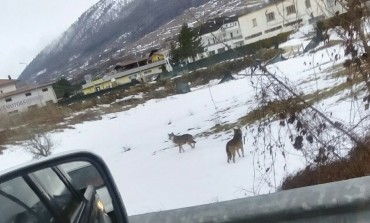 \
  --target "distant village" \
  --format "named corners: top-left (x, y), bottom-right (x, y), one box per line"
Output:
top-left (0, 0), bottom-right (344, 117)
